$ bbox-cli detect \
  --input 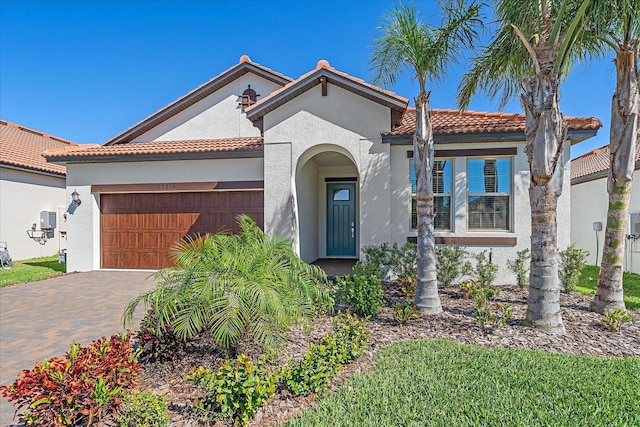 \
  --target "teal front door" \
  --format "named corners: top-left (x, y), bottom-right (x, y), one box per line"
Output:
top-left (326, 182), bottom-right (356, 257)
